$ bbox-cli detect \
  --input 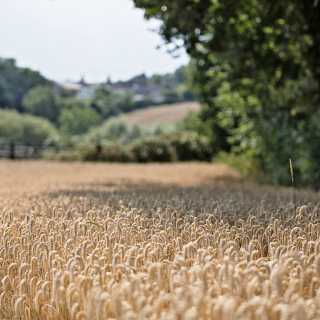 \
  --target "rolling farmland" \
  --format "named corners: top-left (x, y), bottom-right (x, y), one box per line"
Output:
top-left (116, 101), bottom-right (201, 127)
